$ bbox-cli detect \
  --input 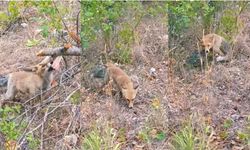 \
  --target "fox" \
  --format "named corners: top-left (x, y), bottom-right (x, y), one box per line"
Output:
top-left (0, 63), bottom-right (55, 106)
top-left (105, 62), bottom-right (139, 108)
top-left (200, 33), bottom-right (232, 62)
